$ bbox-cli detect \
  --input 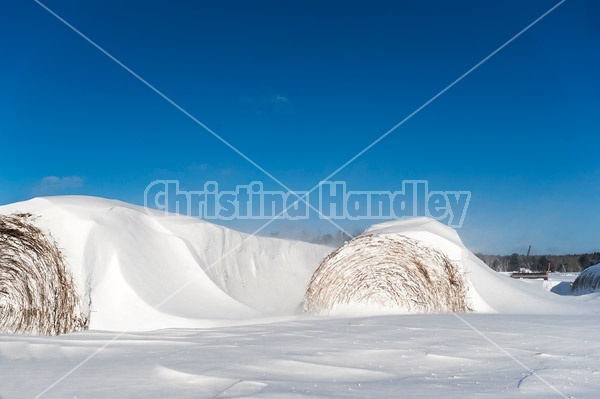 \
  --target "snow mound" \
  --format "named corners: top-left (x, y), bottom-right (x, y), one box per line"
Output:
top-left (0, 213), bottom-right (88, 335)
top-left (307, 217), bottom-right (594, 316)
top-left (0, 196), bottom-right (332, 333)
top-left (572, 264), bottom-right (600, 295)
top-left (0, 198), bottom-right (595, 334)
top-left (303, 234), bottom-right (471, 315)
